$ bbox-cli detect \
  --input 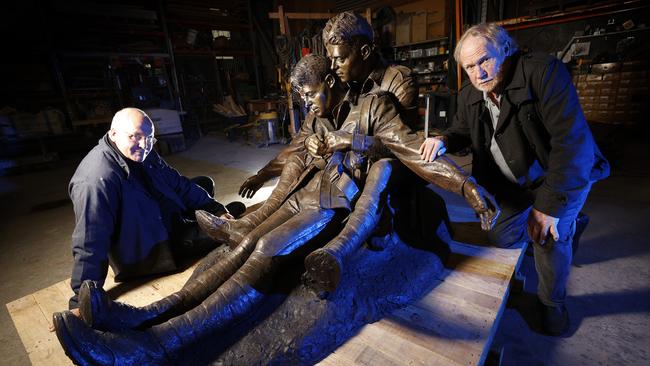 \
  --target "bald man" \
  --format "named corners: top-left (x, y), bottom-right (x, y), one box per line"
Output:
top-left (67, 108), bottom-right (241, 309)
